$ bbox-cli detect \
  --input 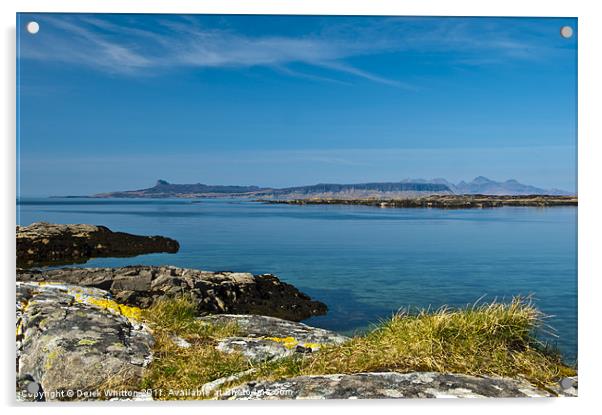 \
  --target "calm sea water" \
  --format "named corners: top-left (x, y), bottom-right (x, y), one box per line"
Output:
top-left (17, 198), bottom-right (578, 361)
